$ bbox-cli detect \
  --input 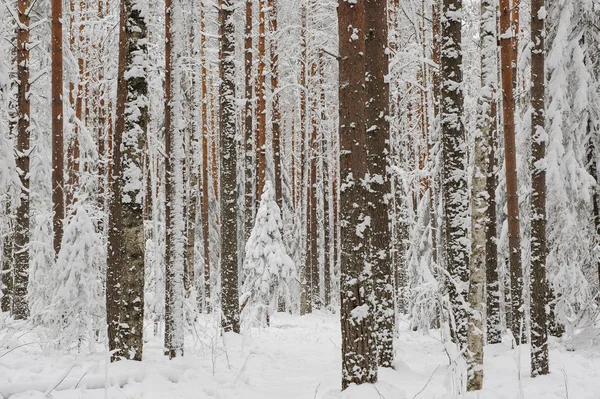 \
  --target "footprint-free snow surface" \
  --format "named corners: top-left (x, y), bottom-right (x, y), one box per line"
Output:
top-left (1, 311), bottom-right (600, 398)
